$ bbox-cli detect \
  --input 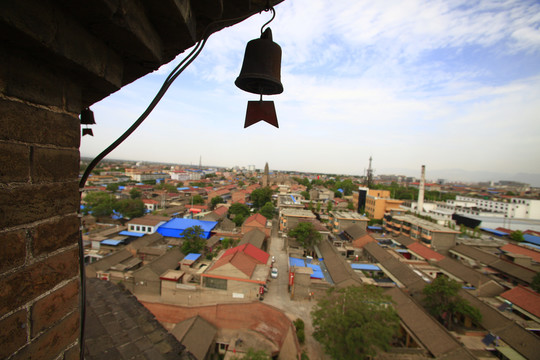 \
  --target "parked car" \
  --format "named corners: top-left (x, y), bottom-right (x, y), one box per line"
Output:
top-left (271, 267), bottom-right (278, 278)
